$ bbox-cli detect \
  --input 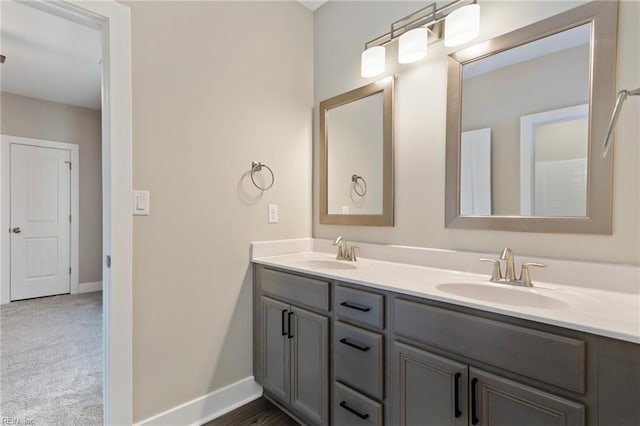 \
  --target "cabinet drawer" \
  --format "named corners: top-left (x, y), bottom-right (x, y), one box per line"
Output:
top-left (335, 285), bottom-right (384, 329)
top-left (394, 298), bottom-right (586, 393)
top-left (335, 321), bottom-right (384, 400)
top-left (334, 382), bottom-right (382, 426)
top-left (259, 267), bottom-right (330, 312)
